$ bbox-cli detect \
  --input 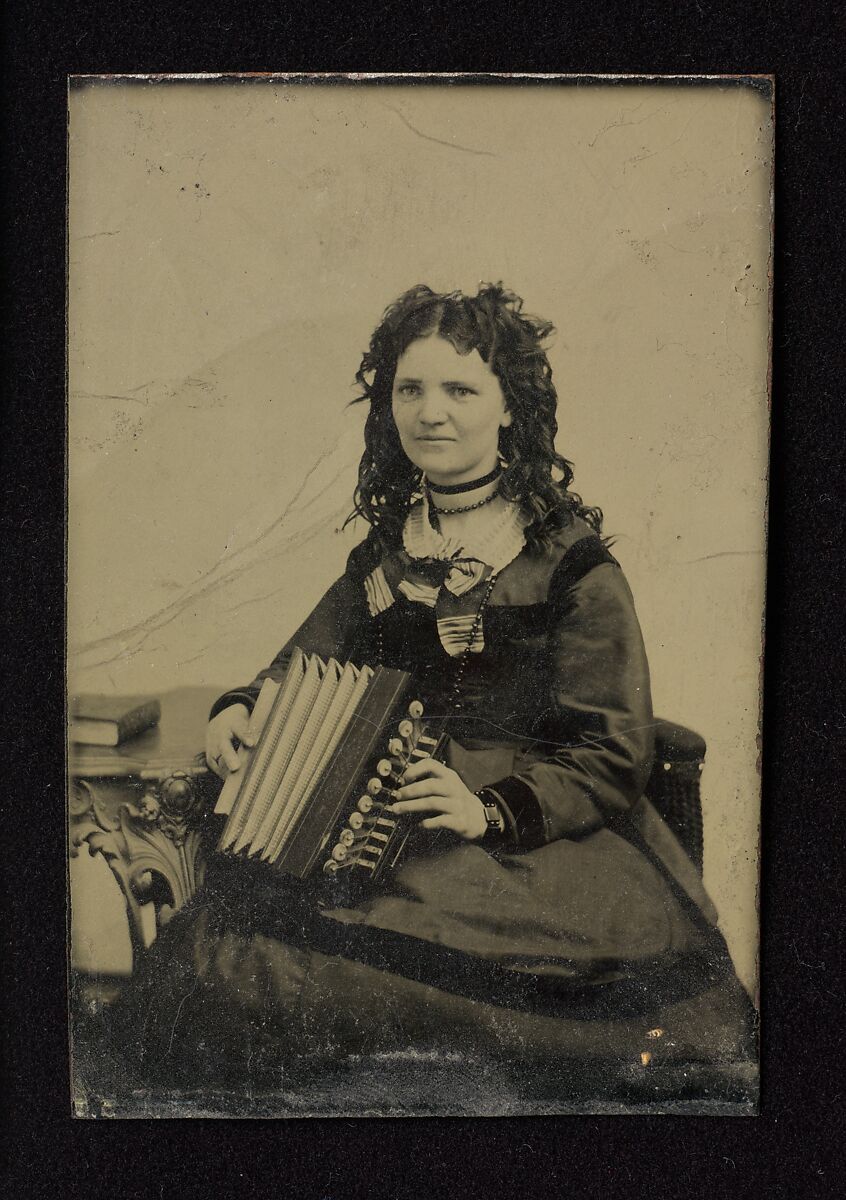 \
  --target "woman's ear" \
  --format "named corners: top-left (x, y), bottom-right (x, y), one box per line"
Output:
top-left (500, 408), bottom-right (513, 429)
